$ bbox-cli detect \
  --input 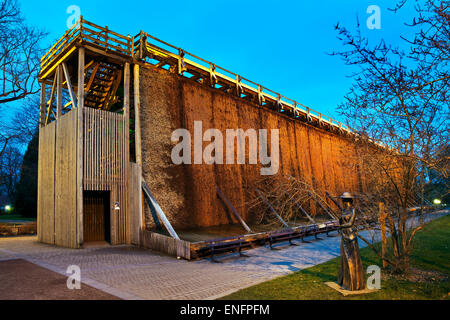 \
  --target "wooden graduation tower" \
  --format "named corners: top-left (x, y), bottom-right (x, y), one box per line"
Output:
top-left (38, 18), bottom-right (363, 257)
